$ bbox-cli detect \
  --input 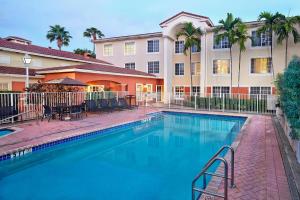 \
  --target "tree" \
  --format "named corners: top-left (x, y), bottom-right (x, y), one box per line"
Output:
top-left (214, 13), bottom-right (241, 93)
top-left (235, 22), bottom-right (251, 94)
top-left (257, 12), bottom-right (284, 78)
top-left (46, 25), bottom-right (72, 50)
top-left (176, 22), bottom-right (203, 95)
top-left (83, 27), bottom-right (105, 53)
top-left (73, 48), bottom-right (96, 58)
top-left (275, 15), bottom-right (300, 67)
